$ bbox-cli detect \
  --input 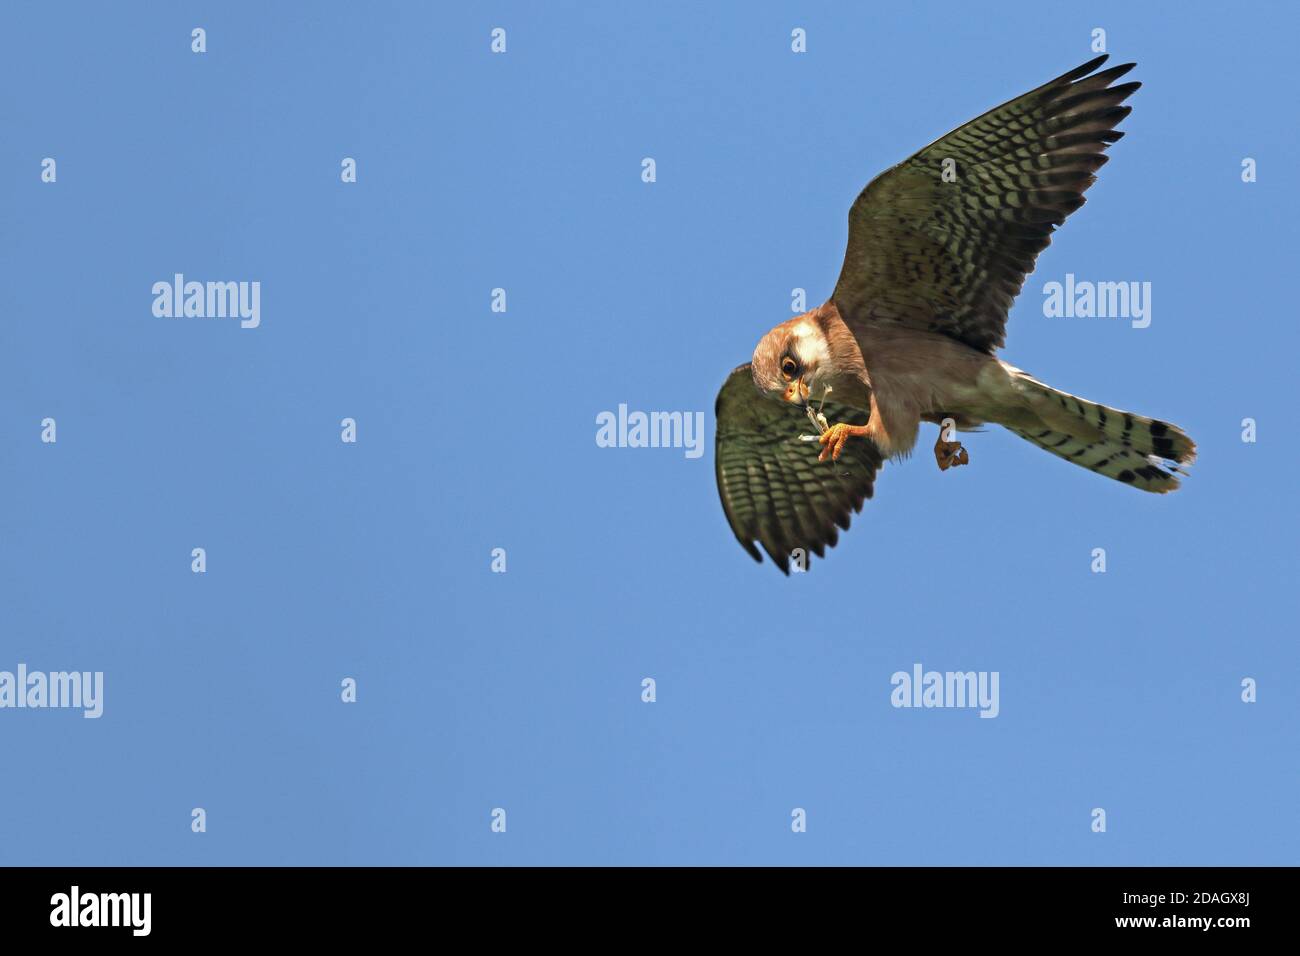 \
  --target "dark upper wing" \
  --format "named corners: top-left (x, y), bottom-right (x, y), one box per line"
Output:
top-left (714, 364), bottom-right (883, 574)
top-left (832, 55), bottom-right (1138, 353)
